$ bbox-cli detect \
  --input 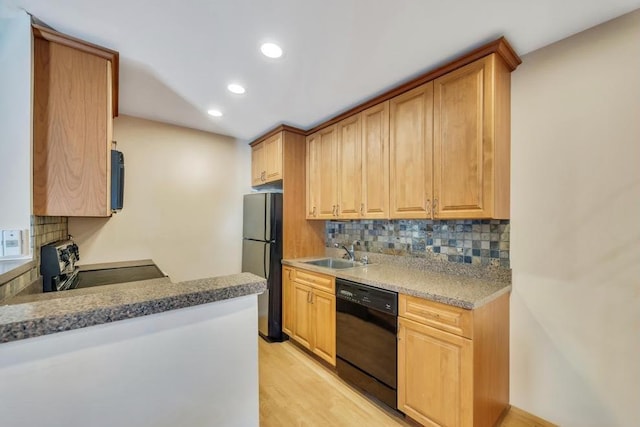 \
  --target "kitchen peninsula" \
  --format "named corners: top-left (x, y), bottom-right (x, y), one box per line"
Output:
top-left (0, 272), bottom-right (266, 427)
